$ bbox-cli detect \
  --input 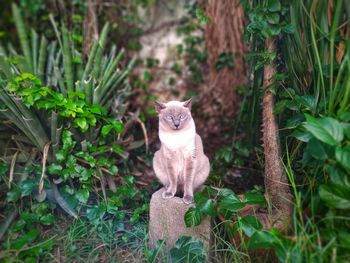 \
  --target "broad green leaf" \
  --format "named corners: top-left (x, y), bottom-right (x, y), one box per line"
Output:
top-left (12, 219), bottom-right (26, 232)
top-left (75, 117), bottom-right (87, 131)
top-left (243, 192), bottom-right (267, 206)
top-left (75, 188), bottom-right (89, 203)
top-left (240, 215), bottom-right (263, 237)
top-left (197, 199), bottom-right (217, 217)
top-left (220, 193), bottom-right (245, 211)
top-left (47, 164), bottom-right (63, 175)
top-left (86, 203), bottom-right (106, 224)
top-left (335, 147), bottom-right (350, 169)
top-left (184, 207), bottom-right (203, 227)
top-left (101, 124), bottom-right (113, 136)
top-left (267, 0), bottom-right (281, 12)
top-left (338, 231), bottom-right (350, 249)
top-left (291, 129), bottom-right (313, 142)
top-left (326, 165), bottom-right (350, 186)
top-left (112, 120), bottom-right (124, 133)
top-left (319, 184), bottom-right (350, 209)
top-left (40, 214), bottom-right (55, 225)
top-left (7, 188), bottom-right (21, 202)
top-left (20, 179), bottom-right (36, 197)
top-left (305, 138), bottom-right (328, 160)
top-left (12, 229), bottom-right (39, 250)
top-left (169, 236), bottom-right (207, 263)
top-left (295, 95), bottom-right (316, 111)
top-left (267, 13), bottom-right (280, 24)
top-left (21, 211), bottom-right (38, 223)
top-left (248, 230), bottom-right (277, 249)
top-left (304, 114), bottom-right (344, 145)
